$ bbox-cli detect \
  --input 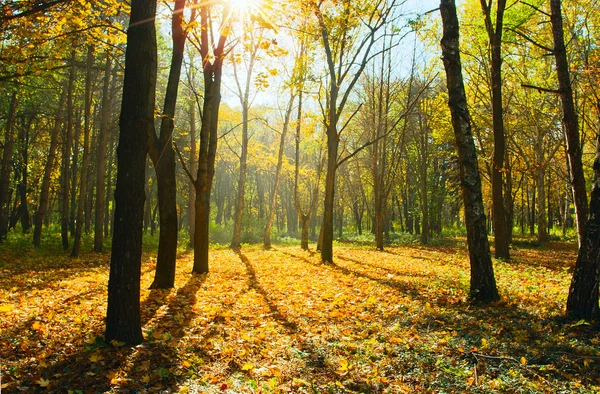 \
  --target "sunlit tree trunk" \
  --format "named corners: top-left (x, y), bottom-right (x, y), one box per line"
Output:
top-left (440, 0), bottom-right (499, 302)
top-left (188, 104), bottom-right (196, 249)
top-left (105, 0), bottom-right (157, 345)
